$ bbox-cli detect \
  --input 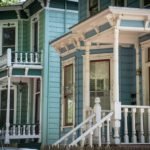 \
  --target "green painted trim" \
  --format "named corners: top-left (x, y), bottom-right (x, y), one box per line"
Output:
top-left (28, 69), bottom-right (42, 76)
top-left (0, 70), bottom-right (7, 78)
top-left (12, 69), bottom-right (25, 75)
